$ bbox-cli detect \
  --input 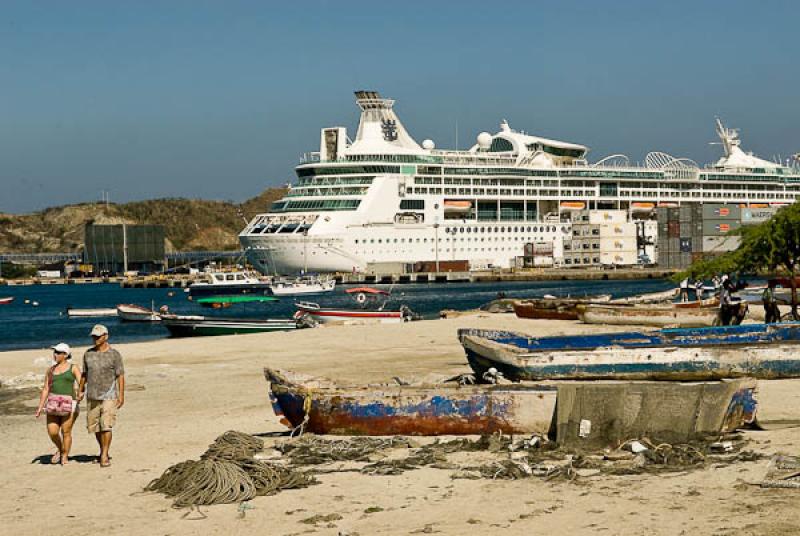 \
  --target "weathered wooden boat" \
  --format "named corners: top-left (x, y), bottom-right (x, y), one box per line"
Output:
top-left (265, 368), bottom-right (557, 435)
top-left (117, 303), bottom-right (161, 322)
top-left (513, 295), bottom-right (612, 320)
top-left (66, 307), bottom-right (118, 318)
top-left (459, 323), bottom-right (800, 381)
top-left (674, 297), bottom-right (720, 308)
top-left (554, 379), bottom-right (758, 447)
top-left (265, 368), bottom-right (757, 439)
top-left (608, 288), bottom-right (679, 304)
top-left (577, 303), bottom-right (719, 327)
top-left (0, 296), bottom-right (14, 305)
top-left (161, 314), bottom-right (302, 337)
